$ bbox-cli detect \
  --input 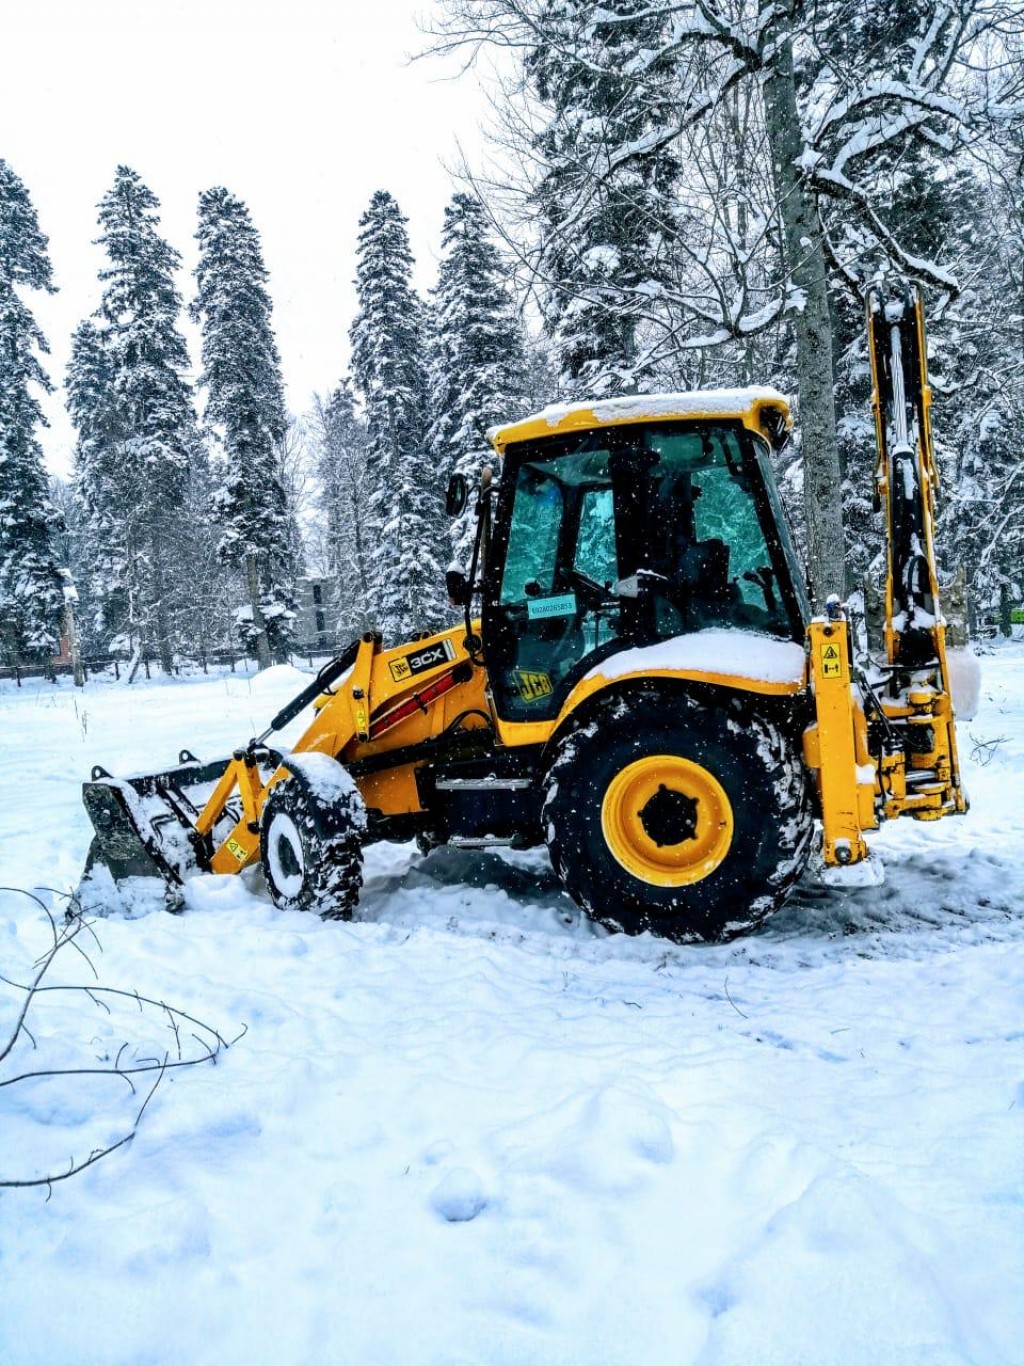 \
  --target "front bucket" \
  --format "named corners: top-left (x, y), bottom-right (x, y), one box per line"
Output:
top-left (81, 751), bottom-right (230, 887)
